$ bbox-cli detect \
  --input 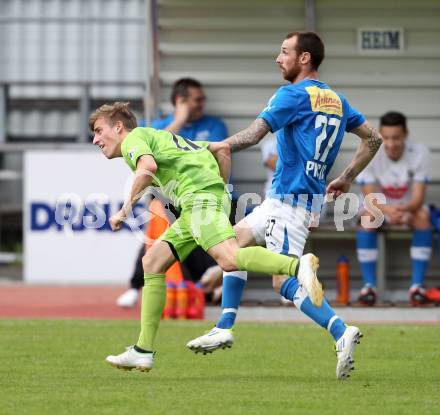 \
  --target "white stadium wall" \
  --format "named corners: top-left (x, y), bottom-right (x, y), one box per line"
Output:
top-left (315, 1), bottom-right (440, 179)
top-left (1, 0), bottom-right (148, 139)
